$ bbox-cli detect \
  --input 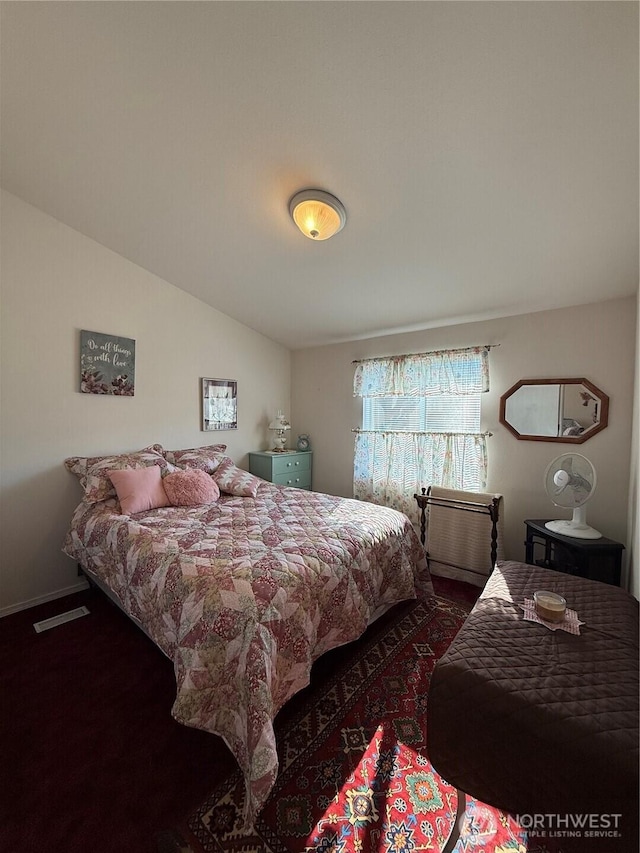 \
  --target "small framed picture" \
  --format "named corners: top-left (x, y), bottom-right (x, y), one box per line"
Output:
top-left (201, 378), bottom-right (237, 431)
